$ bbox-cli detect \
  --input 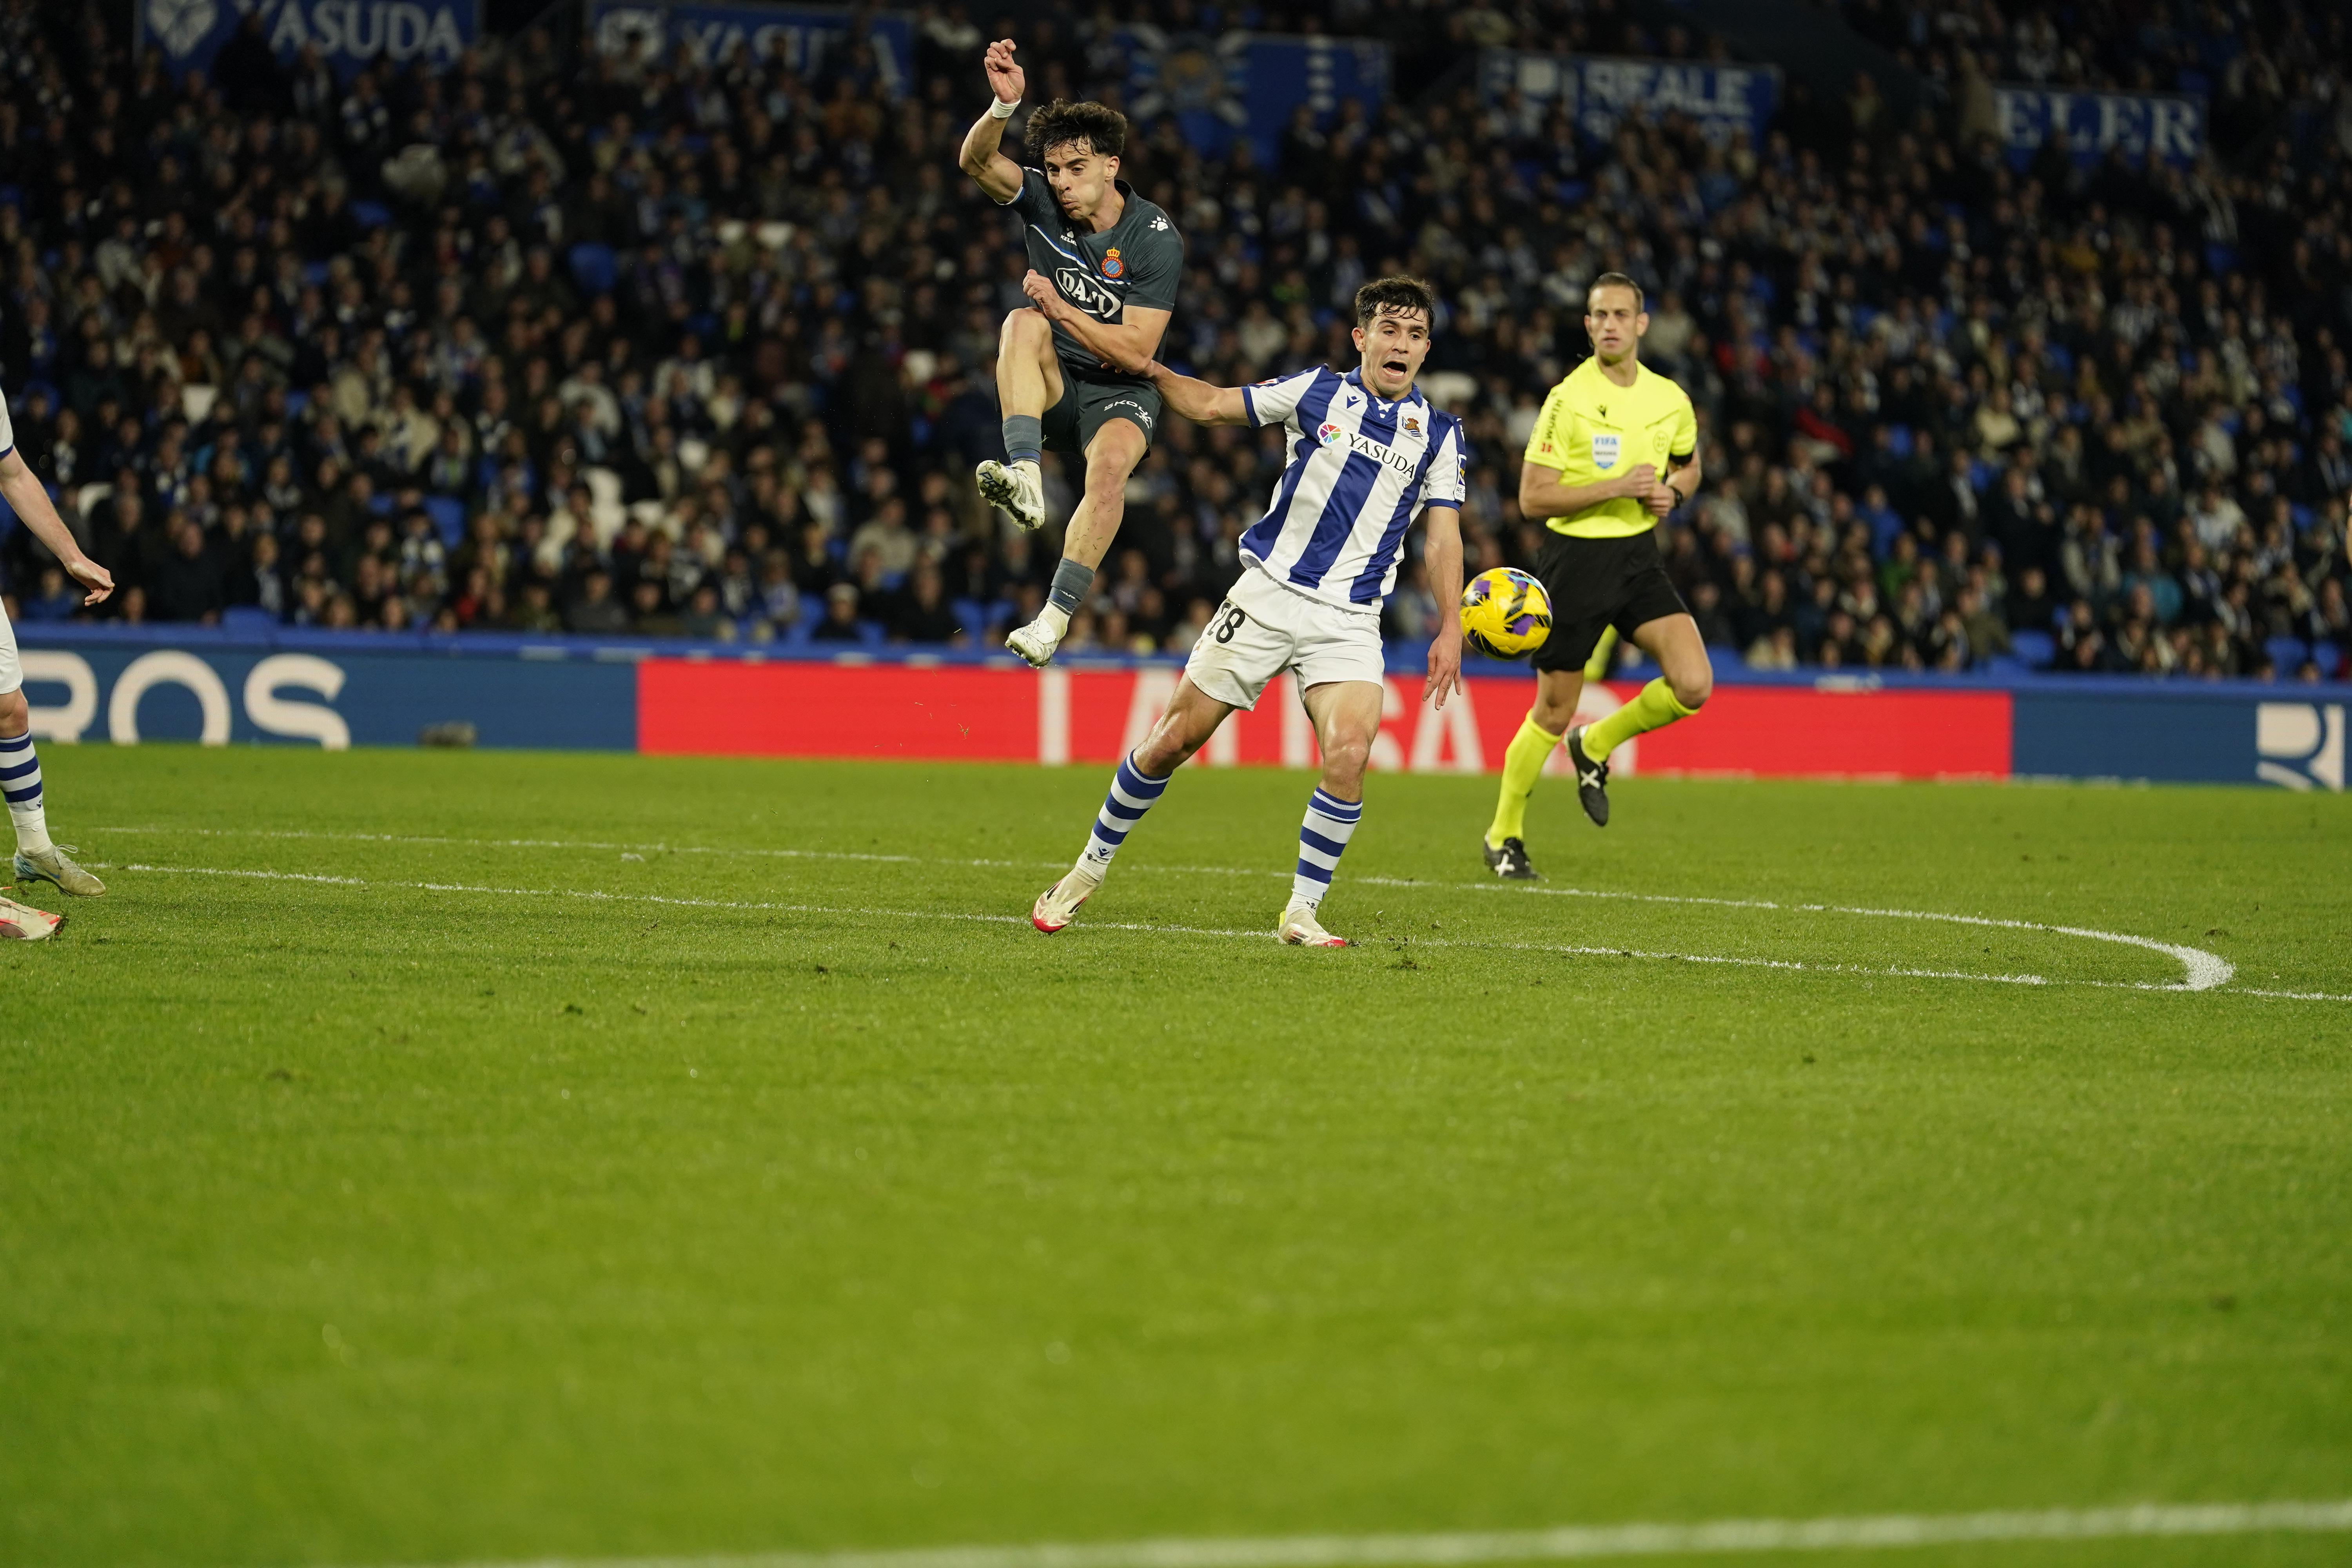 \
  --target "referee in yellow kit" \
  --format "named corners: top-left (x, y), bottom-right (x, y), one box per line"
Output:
top-left (1483, 272), bottom-right (1711, 880)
